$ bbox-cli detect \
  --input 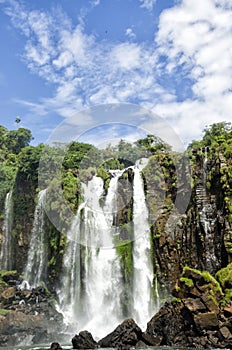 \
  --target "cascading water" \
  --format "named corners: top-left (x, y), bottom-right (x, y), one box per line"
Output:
top-left (58, 166), bottom-right (157, 337)
top-left (132, 166), bottom-right (155, 329)
top-left (0, 191), bottom-right (13, 270)
top-left (201, 147), bottom-right (217, 272)
top-left (58, 174), bottom-right (124, 338)
top-left (21, 189), bottom-right (47, 288)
